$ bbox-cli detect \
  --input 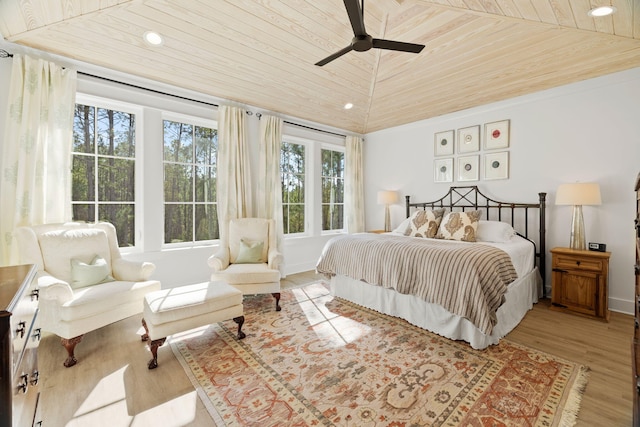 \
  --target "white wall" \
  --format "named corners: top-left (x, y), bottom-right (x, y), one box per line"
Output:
top-left (364, 67), bottom-right (640, 314)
